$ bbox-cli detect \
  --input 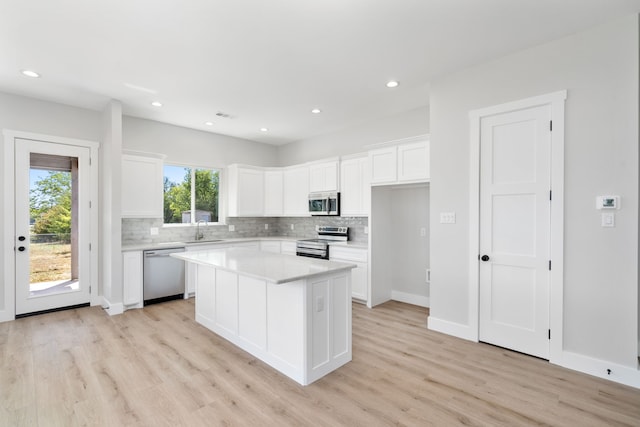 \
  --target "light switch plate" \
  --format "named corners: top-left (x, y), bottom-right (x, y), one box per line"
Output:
top-left (440, 212), bottom-right (456, 224)
top-left (601, 212), bottom-right (615, 227)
